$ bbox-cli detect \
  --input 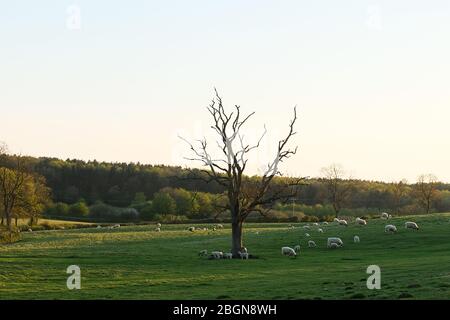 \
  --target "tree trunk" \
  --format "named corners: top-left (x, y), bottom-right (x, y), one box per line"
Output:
top-left (6, 216), bottom-right (12, 232)
top-left (15, 217), bottom-right (18, 226)
top-left (231, 219), bottom-right (243, 258)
